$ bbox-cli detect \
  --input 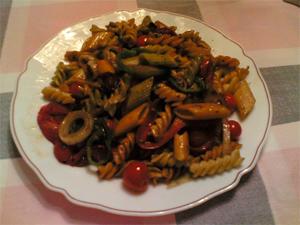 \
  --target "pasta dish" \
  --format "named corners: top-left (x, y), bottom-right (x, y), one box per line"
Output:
top-left (37, 16), bottom-right (255, 193)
